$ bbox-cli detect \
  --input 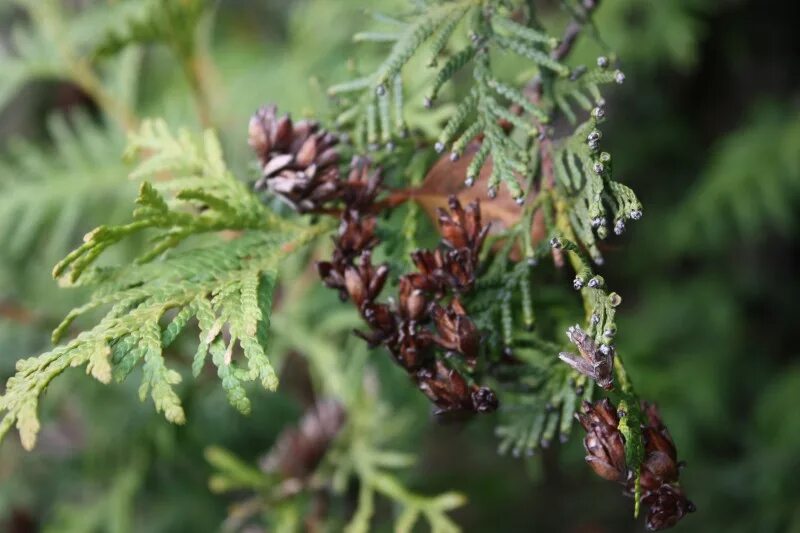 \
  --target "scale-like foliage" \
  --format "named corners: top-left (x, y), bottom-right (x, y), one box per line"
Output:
top-left (493, 338), bottom-right (592, 457)
top-left (470, 252), bottom-right (593, 457)
top-left (328, 1), bottom-right (630, 208)
top-left (54, 119), bottom-right (283, 281)
top-left (0, 232), bottom-right (300, 449)
top-left (0, 121), bottom-right (325, 450)
top-left (554, 114), bottom-right (643, 264)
